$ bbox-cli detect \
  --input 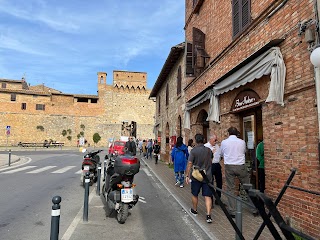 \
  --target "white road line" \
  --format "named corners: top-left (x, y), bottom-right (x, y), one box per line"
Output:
top-left (26, 166), bottom-right (56, 173)
top-left (61, 188), bottom-right (96, 240)
top-left (2, 166), bottom-right (37, 174)
top-left (0, 157), bottom-right (32, 172)
top-left (143, 168), bottom-right (152, 176)
top-left (51, 166), bottom-right (76, 173)
top-left (75, 170), bottom-right (82, 174)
